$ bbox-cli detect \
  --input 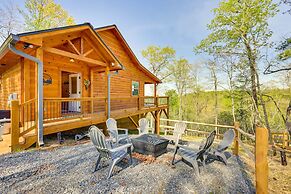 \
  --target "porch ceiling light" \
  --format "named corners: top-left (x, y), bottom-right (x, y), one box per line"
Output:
top-left (111, 62), bottom-right (115, 67)
top-left (23, 43), bottom-right (34, 49)
top-left (70, 58), bottom-right (75, 63)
